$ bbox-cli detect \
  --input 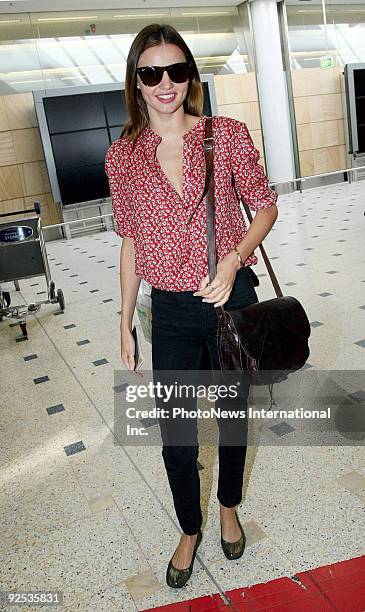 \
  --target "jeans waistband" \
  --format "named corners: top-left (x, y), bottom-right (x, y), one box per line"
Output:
top-left (151, 266), bottom-right (250, 297)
